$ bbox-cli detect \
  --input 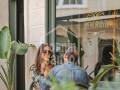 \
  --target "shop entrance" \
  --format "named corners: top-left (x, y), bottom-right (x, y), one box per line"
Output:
top-left (102, 45), bottom-right (113, 64)
top-left (98, 39), bottom-right (113, 64)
